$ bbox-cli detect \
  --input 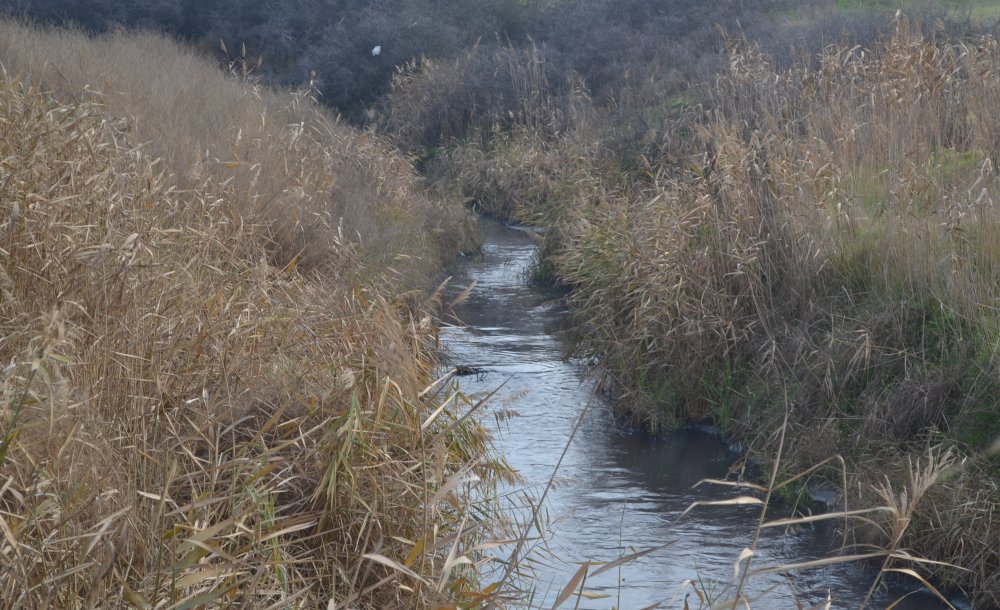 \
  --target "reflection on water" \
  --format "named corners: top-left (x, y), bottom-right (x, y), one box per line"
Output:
top-left (442, 220), bottom-right (960, 609)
